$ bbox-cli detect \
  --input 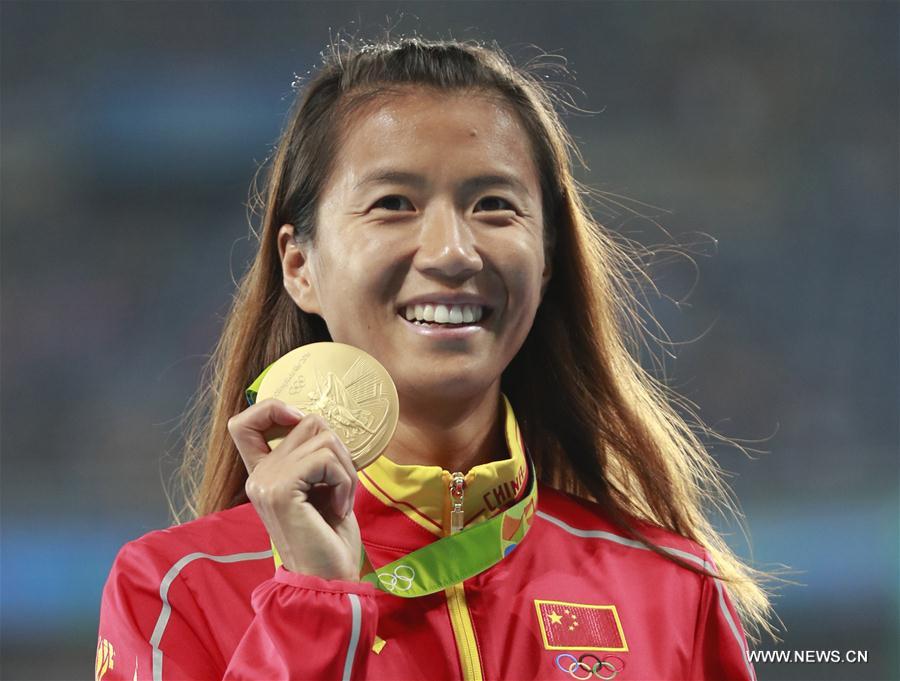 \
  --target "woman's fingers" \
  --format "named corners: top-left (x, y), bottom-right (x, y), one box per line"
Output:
top-left (293, 448), bottom-right (356, 518)
top-left (285, 428), bottom-right (358, 516)
top-left (227, 397), bottom-right (304, 474)
top-left (231, 399), bottom-right (363, 580)
top-left (228, 400), bottom-right (357, 515)
top-left (245, 447), bottom-right (355, 525)
top-left (275, 413), bottom-right (355, 478)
